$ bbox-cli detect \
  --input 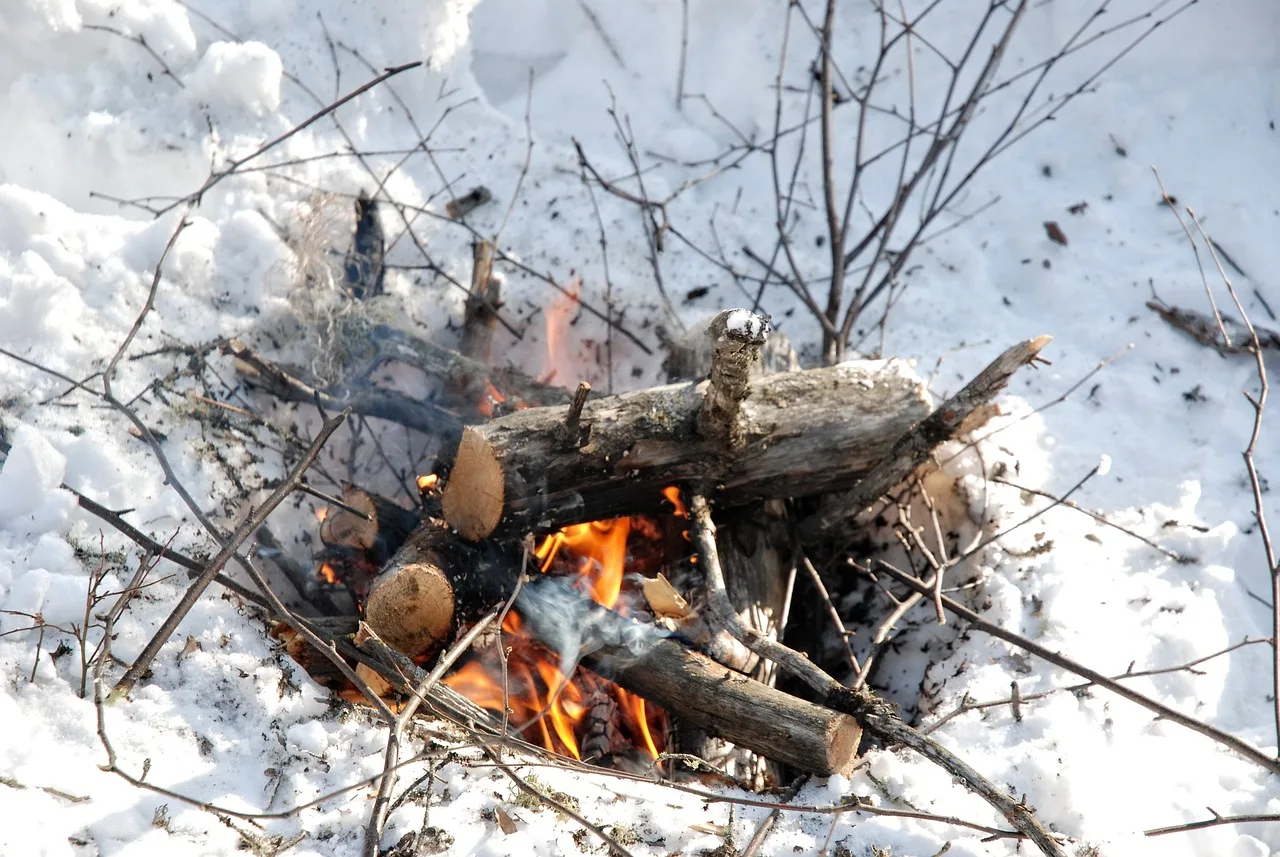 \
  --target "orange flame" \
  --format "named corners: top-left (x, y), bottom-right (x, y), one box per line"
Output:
top-left (541, 274), bottom-right (581, 385)
top-left (417, 473), bottom-right (439, 493)
top-left (662, 486), bottom-right (688, 518)
top-left (478, 379), bottom-right (506, 419)
top-left (317, 563), bottom-right (339, 585)
top-left (445, 498), bottom-right (679, 762)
